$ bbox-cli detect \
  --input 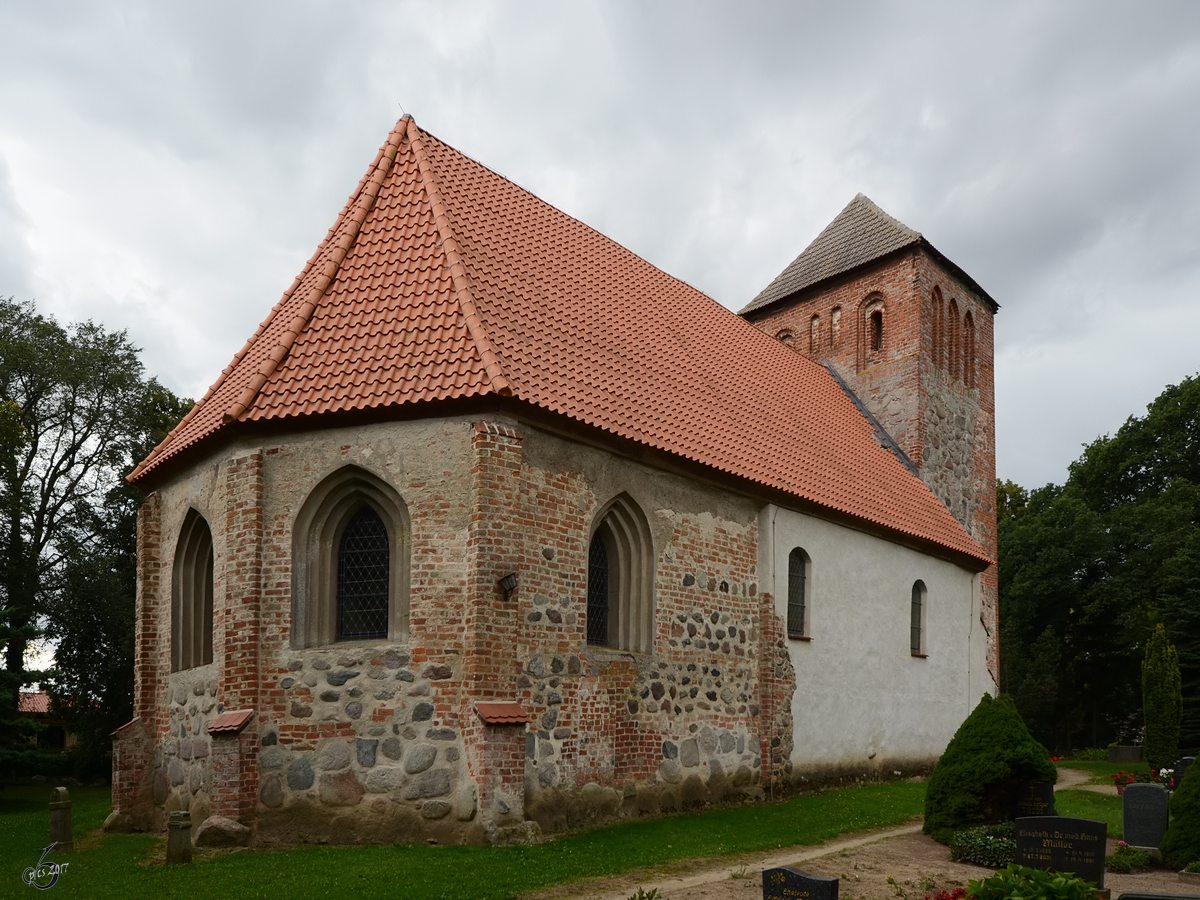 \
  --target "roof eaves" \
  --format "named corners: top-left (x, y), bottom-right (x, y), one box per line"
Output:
top-left (406, 119), bottom-right (512, 398)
